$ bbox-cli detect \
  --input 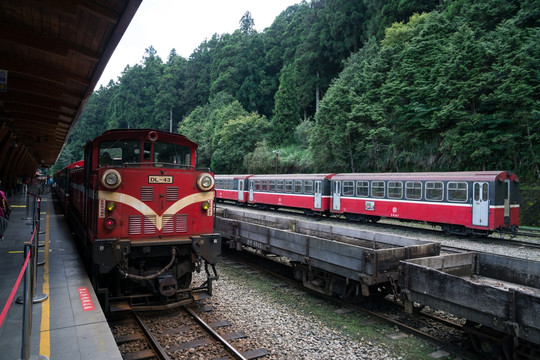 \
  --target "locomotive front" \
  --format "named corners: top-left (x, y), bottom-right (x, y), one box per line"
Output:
top-left (86, 129), bottom-right (220, 308)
